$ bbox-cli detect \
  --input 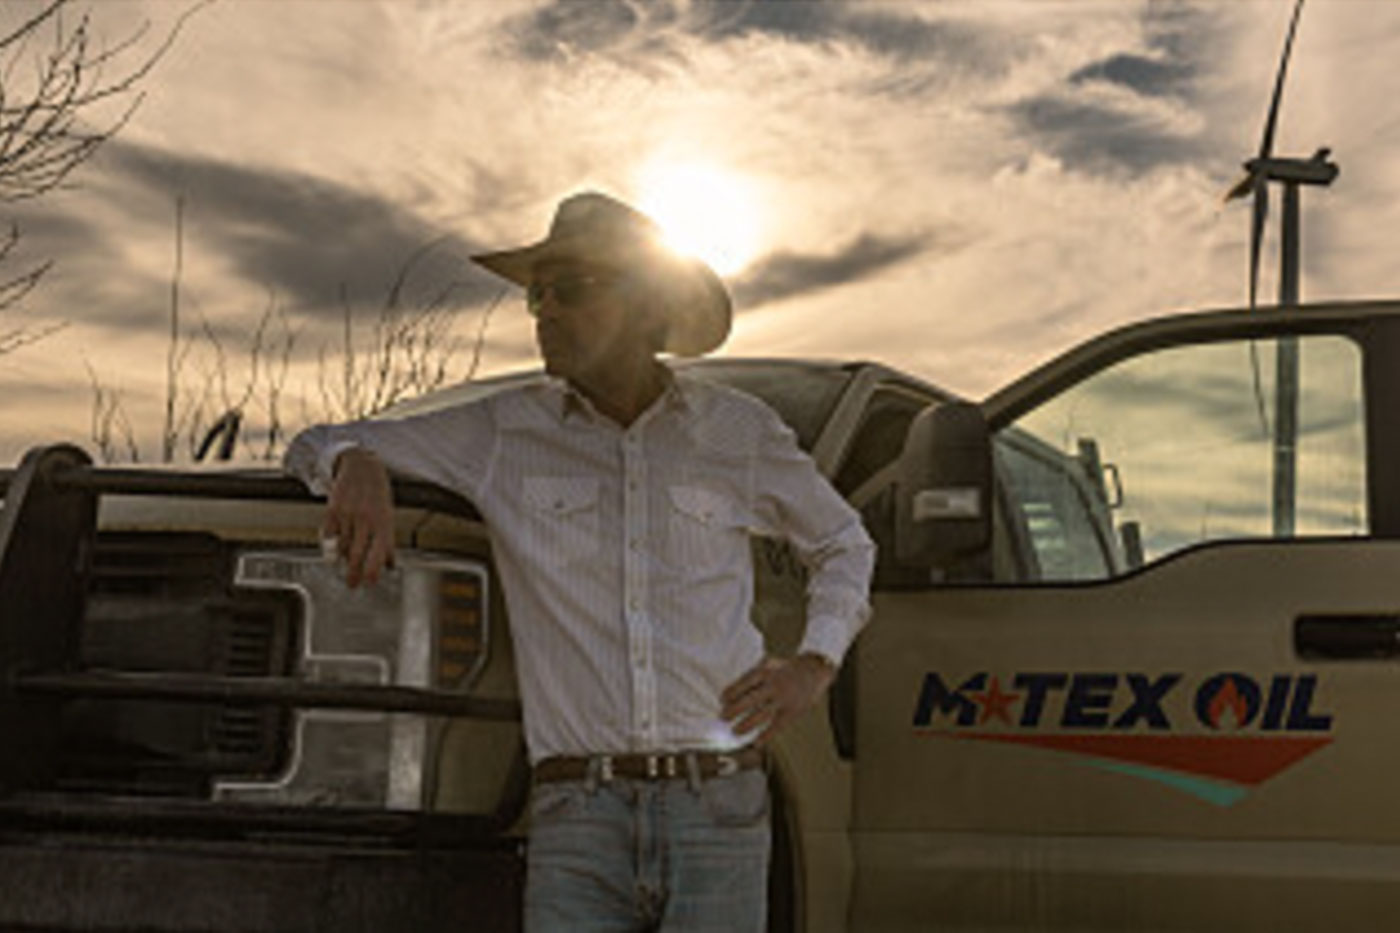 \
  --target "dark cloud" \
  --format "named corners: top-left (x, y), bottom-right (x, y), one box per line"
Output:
top-left (1070, 2), bottom-right (1217, 99)
top-left (3, 208), bottom-right (105, 251)
top-left (731, 231), bottom-right (932, 309)
top-left (1013, 3), bottom-right (1228, 177)
top-left (92, 140), bottom-right (502, 325)
top-left (503, 0), bottom-right (673, 61)
top-left (0, 210), bottom-right (115, 318)
top-left (502, 0), bottom-right (1008, 74)
top-left (1140, 2), bottom-right (1221, 67)
top-left (1070, 54), bottom-right (1193, 98)
top-left (695, 1), bottom-right (995, 65)
top-left (1006, 94), bottom-right (1202, 175)
top-left (2, 194), bottom-right (168, 333)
